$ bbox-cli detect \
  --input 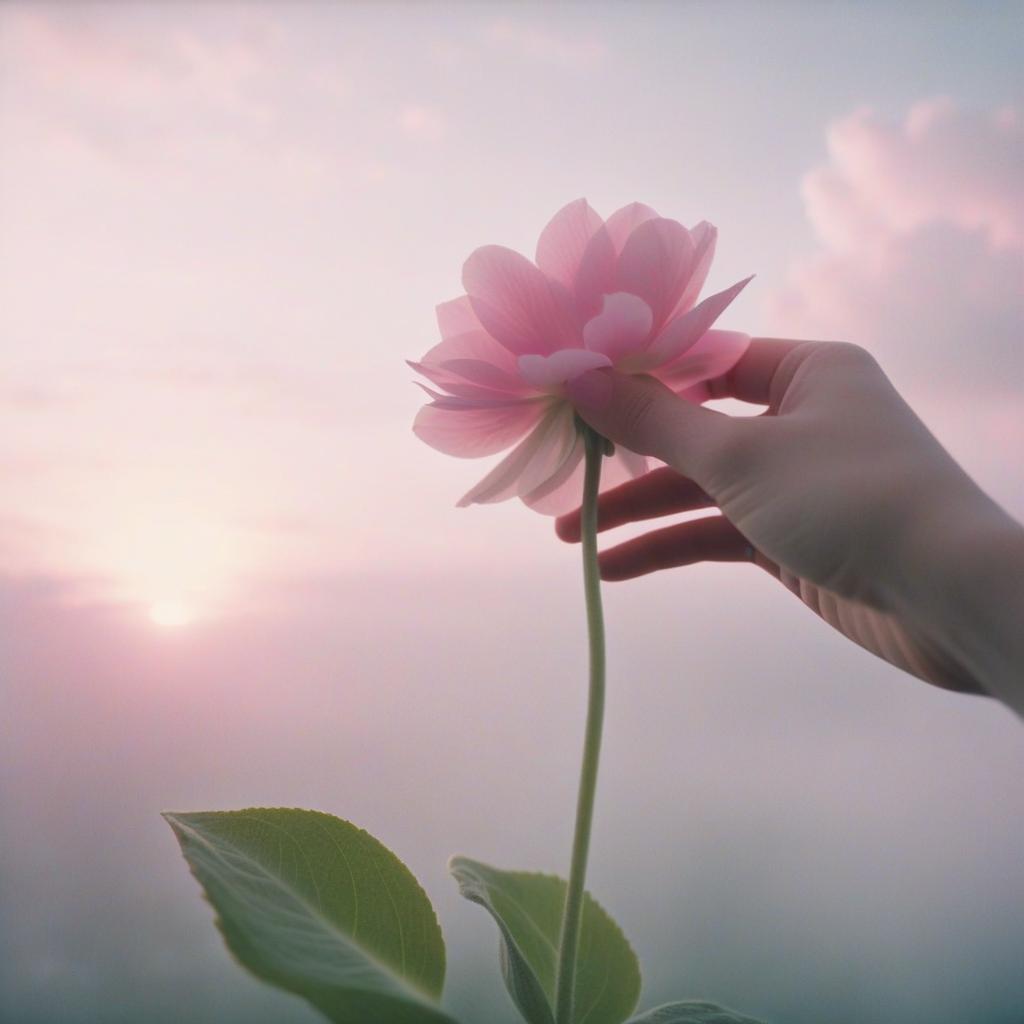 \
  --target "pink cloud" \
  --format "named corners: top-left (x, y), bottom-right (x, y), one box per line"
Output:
top-left (769, 100), bottom-right (1023, 403)
top-left (768, 100), bottom-right (1024, 515)
top-left (399, 103), bottom-right (447, 143)
top-left (802, 99), bottom-right (1022, 251)
top-left (484, 17), bottom-right (607, 69)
